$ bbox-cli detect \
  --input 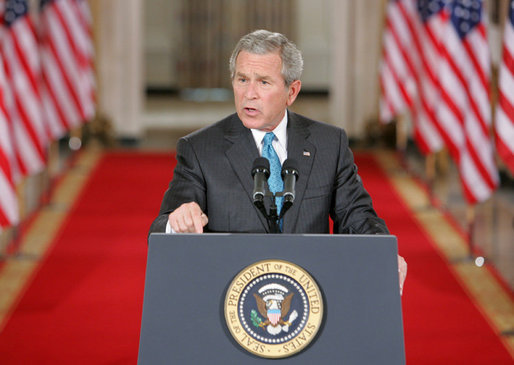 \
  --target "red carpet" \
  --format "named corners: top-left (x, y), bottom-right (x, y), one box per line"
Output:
top-left (0, 151), bottom-right (511, 364)
top-left (0, 151), bottom-right (174, 363)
